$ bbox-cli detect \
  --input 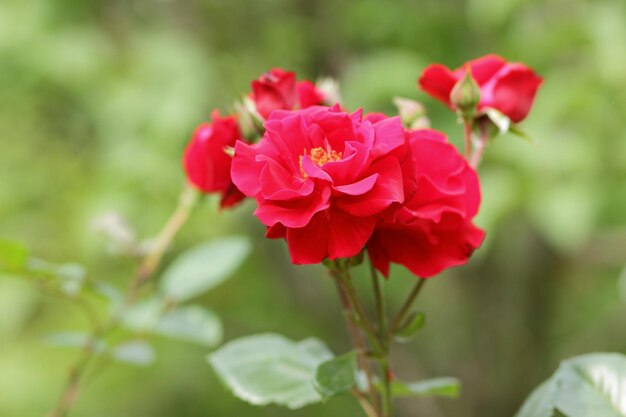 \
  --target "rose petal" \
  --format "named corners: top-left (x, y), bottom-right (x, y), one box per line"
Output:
top-left (254, 186), bottom-right (331, 228)
top-left (492, 64), bottom-right (543, 123)
top-left (336, 156), bottom-right (404, 217)
top-left (418, 64), bottom-right (457, 107)
top-left (333, 173), bottom-right (379, 196)
top-left (460, 54), bottom-right (507, 86)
